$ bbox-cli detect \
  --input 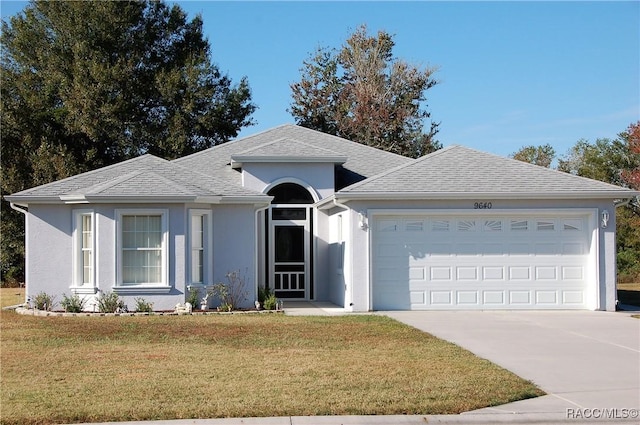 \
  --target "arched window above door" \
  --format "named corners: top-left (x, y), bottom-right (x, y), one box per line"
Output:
top-left (267, 183), bottom-right (314, 204)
